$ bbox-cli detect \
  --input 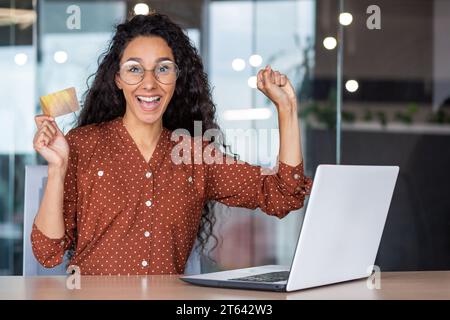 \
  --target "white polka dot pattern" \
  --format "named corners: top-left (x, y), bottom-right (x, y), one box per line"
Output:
top-left (31, 117), bottom-right (313, 275)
